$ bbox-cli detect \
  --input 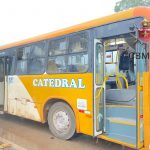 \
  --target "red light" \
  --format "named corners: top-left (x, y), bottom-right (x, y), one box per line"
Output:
top-left (79, 110), bottom-right (84, 113)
